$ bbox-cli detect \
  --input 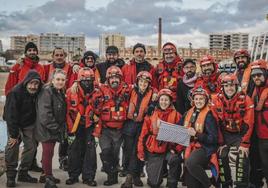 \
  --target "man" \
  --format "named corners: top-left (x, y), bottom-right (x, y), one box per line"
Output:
top-left (122, 43), bottom-right (157, 87)
top-left (250, 59), bottom-right (268, 187)
top-left (5, 42), bottom-right (45, 95)
top-left (44, 47), bottom-right (73, 88)
top-left (96, 46), bottom-right (125, 83)
top-left (212, 74), bottom-right (254, 188)
top-left (233, 49), bottom-right (254, 96)
top-left (65, 68), bottom-right (98, 186)
top-left (3, 70), bottom-right (42, 187)
top-left (92, 66), bottom-right (131, 186)
top-left (195, 55), bottom-right (220, 96)
top-left (176, 59), bottom-right (197, 114)
top-left (156, 42), bottom-right (183, 102)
